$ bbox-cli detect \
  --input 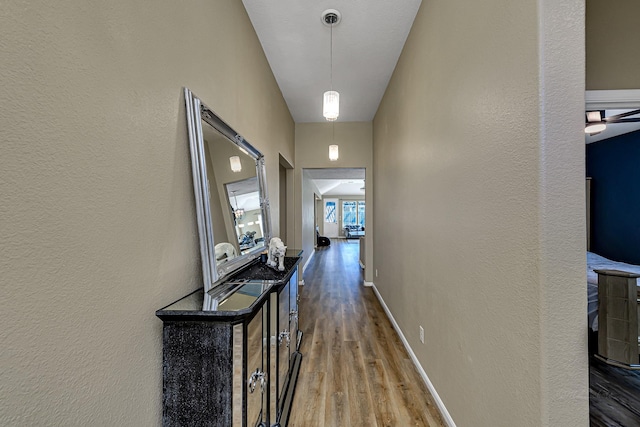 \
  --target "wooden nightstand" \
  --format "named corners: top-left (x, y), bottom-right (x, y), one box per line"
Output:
top-left (595, 269), bottom-right (640, 370)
